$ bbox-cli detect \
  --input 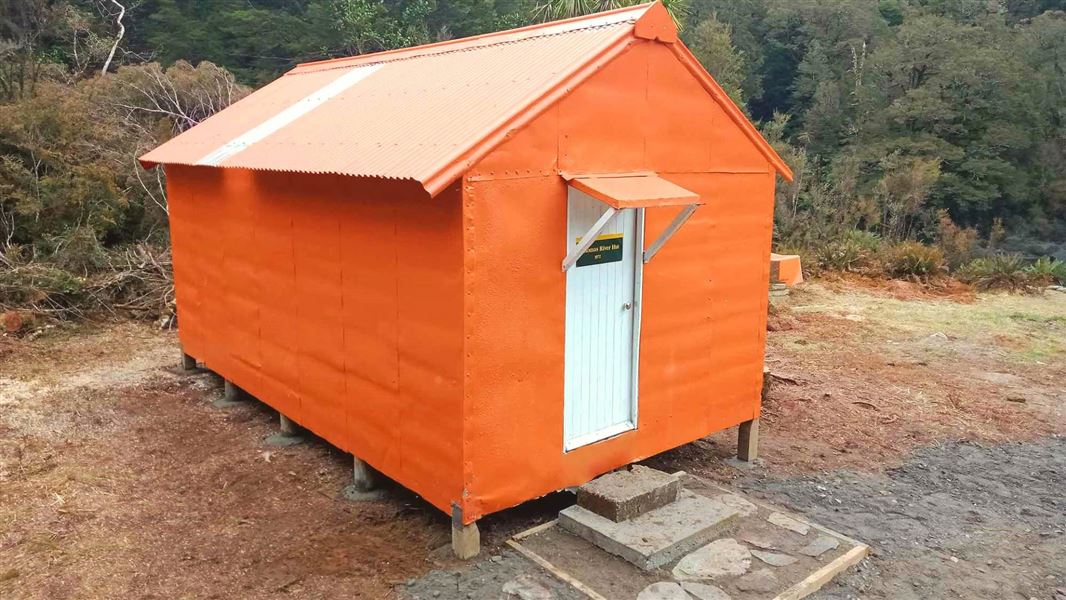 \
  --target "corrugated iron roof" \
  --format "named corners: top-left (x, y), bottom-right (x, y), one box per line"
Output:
top-left (140, 2), bottom-right (792, 195)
